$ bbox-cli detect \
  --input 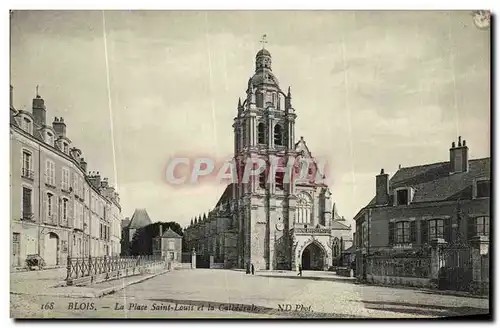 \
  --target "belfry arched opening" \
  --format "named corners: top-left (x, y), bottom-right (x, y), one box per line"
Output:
top-left (301, 242), bottom-right (325, 271)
